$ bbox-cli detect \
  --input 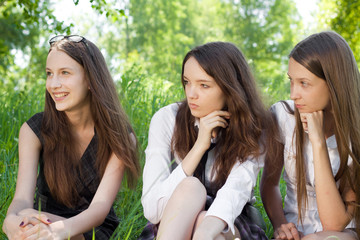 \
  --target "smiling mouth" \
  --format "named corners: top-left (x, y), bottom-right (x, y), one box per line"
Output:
top-left (54, 93), bottom-right (69, 98)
